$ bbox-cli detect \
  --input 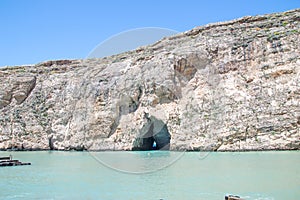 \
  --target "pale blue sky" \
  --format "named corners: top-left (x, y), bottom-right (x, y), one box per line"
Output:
top-left (0, 0), bottom-right (299, 67)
